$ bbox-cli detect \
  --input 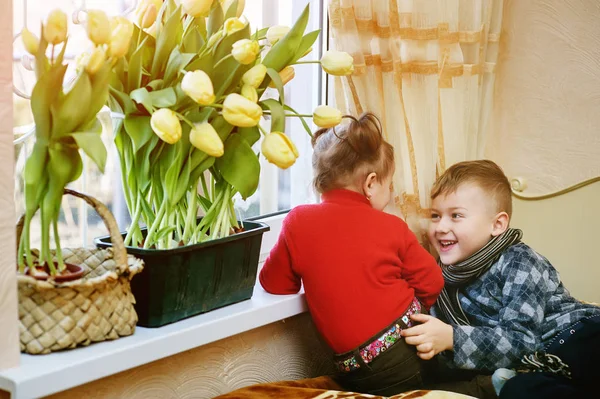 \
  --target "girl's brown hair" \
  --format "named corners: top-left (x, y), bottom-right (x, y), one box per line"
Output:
top-left (312, 112), bottom-right (394, 194)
